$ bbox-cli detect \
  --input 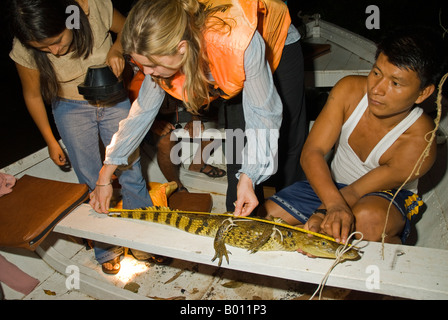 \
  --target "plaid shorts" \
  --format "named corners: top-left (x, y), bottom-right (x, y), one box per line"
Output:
top-left (270, 181), bottom-right (423, 243)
